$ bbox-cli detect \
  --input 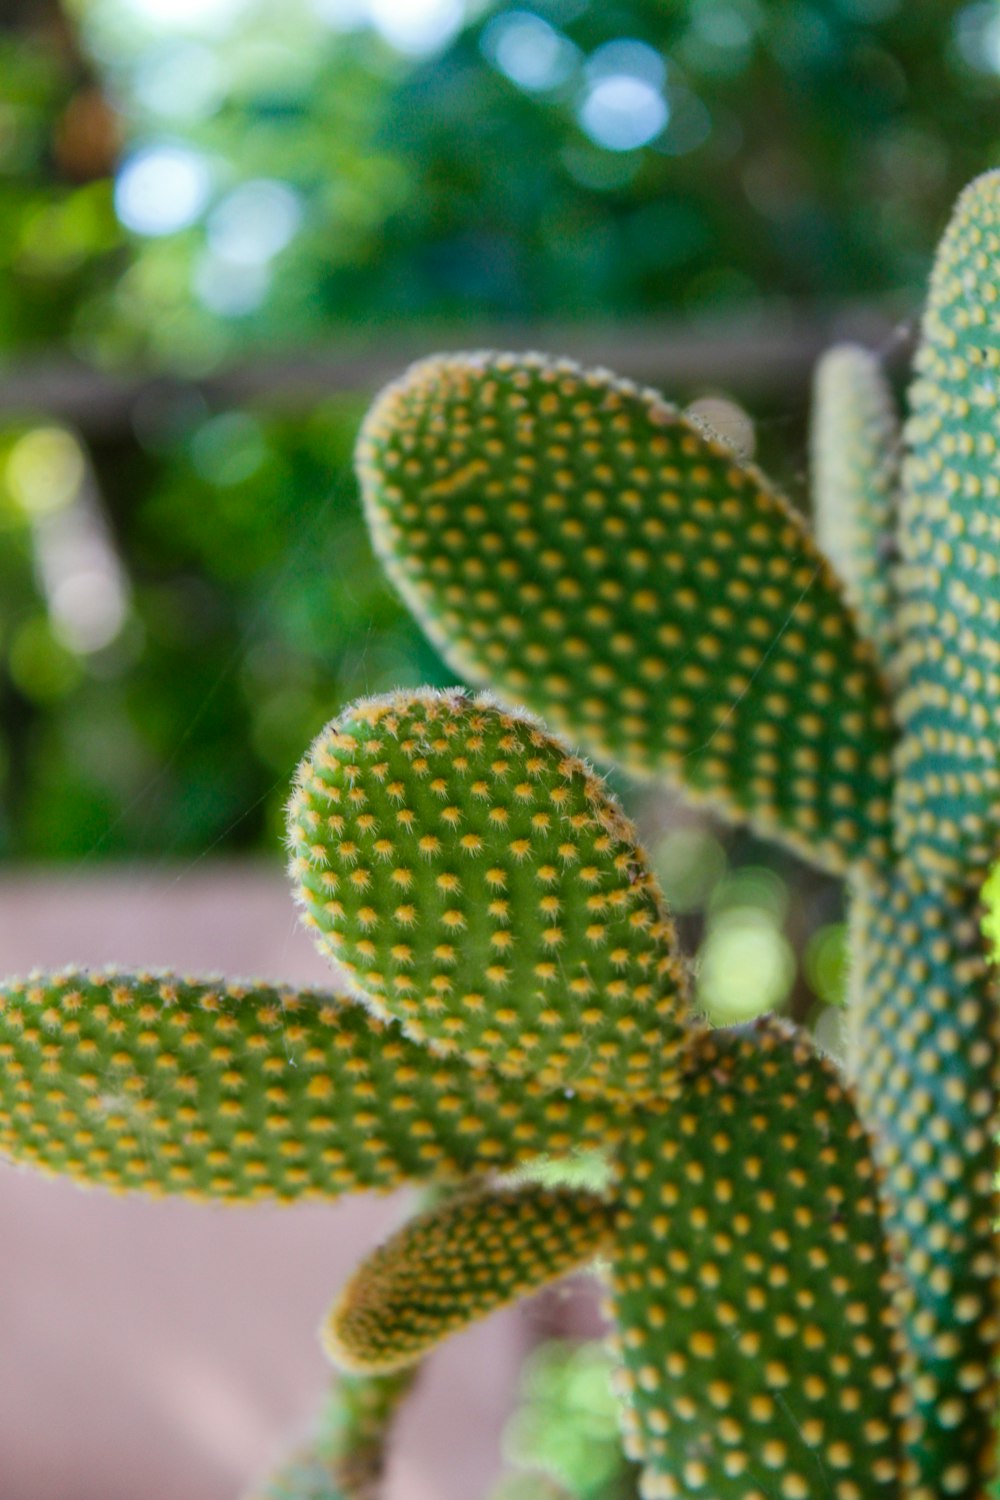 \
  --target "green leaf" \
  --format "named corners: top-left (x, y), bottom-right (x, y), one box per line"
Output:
top-left (810, 342), bottom-right (900, 665)
top-left (607, 1017), bottom-right (912, 1499)
top-left (357, 352), bottom-right (895, 876)
top-left (288, 688), bottom-right (689, 1102)
top-left (324, 1184), bottom-right (614, 1373)
top-left (0, 970), bottom-right (622, 1200)
top-left (894, 170), bottom-right (1000, 881)
top-left (848, 859), bottom-right (999, 1498)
